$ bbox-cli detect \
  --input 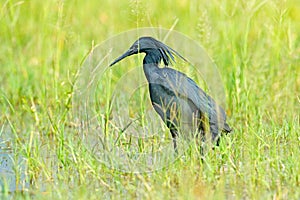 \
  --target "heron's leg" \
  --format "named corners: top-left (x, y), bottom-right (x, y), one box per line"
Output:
top-left (215, 136), bottom-right (220, 146)
top-left (198, 123), bottom-right (206, 156)
top-left (170, 130), bottom-right (178, 154)
top-left (199, 136), bottom-right (205, 156)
